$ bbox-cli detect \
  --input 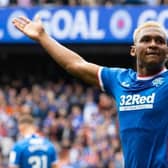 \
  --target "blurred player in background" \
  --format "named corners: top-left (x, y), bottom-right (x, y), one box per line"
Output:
top-left (12, 16), bottom-right (168, 167)
top-left (8, 114), bottom-right (58, 168)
